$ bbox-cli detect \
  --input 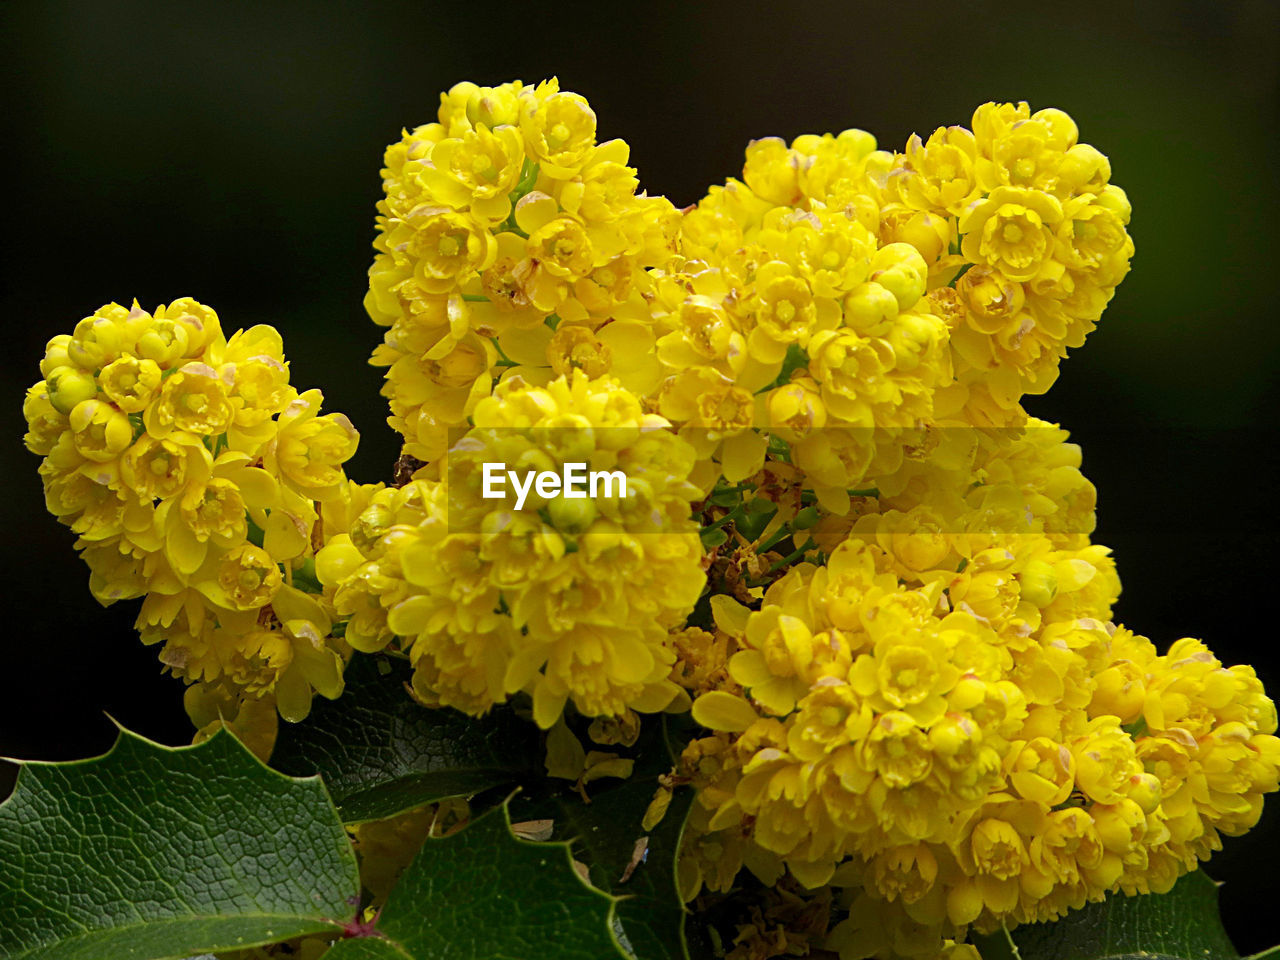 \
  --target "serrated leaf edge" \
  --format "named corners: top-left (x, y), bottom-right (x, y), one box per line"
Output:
top-left (372, 795), bottom-right (635, 960)
top-left (5, 726), bottom-right (344, 800)
top-left (491, 797), bottom-right (636, 960)
top-left (0, 726), bottom-right (363, 960)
